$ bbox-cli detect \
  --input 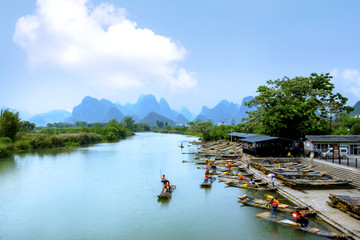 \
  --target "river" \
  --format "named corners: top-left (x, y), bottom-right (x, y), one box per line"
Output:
top-left (0, 132), bottom-right (326, 240)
